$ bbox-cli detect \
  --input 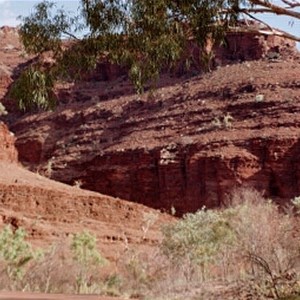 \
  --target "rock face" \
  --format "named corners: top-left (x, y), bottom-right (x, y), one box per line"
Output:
top-left (0, 26), bottom-right (30, 110)
top-left (77, 137), bottom-right (300, 215)
top-left (173, 29), bottom-right (297, 75)
top-left (10, 57), bottom-right (300, 214)
top-left (0, 122), bottom-right (17, 163)
top-left (215, 31), bottom-right (297, 63)
top-left (1, 25), bottom-right (300, 214)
